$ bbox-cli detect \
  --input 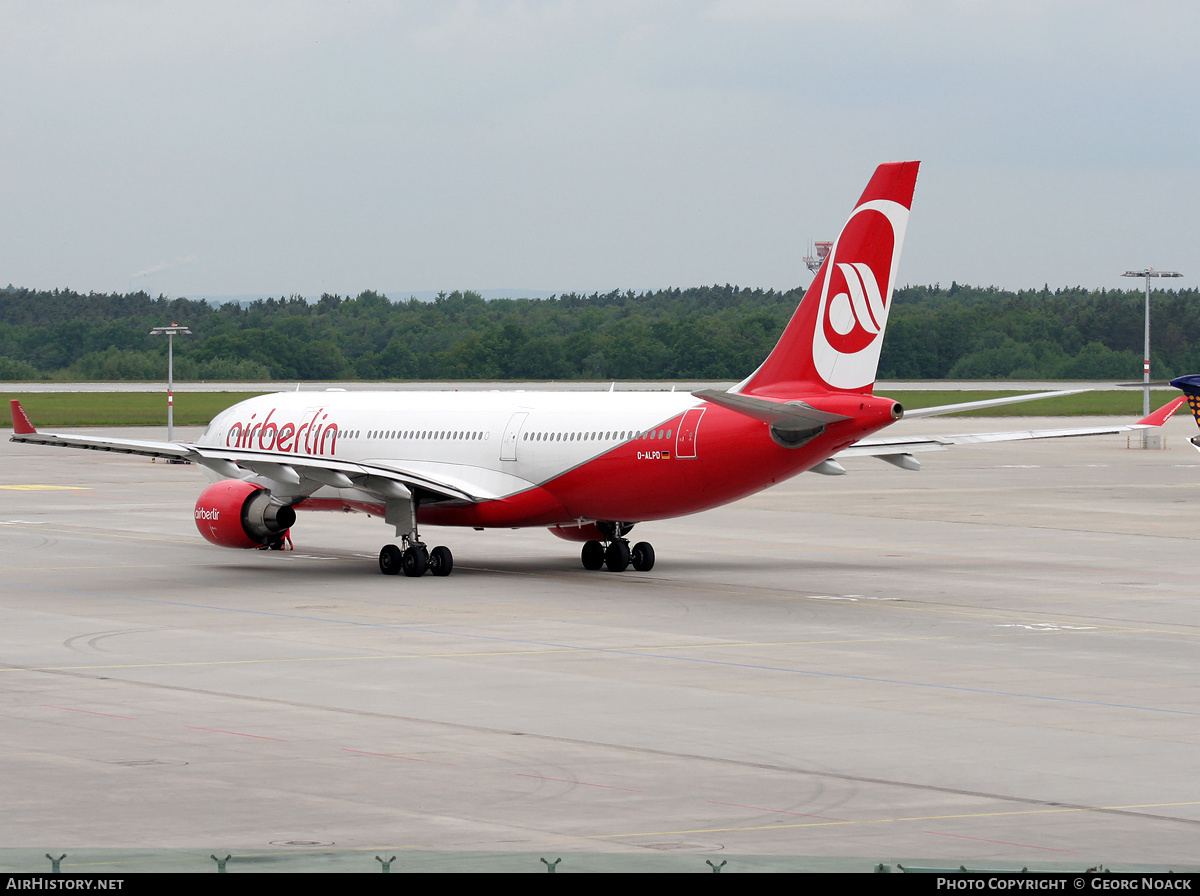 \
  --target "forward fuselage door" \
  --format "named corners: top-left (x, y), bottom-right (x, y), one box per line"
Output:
top-left (675, 406), bottom-right (705, 459)
top-left (500, 411), bottom-right (529, 461)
